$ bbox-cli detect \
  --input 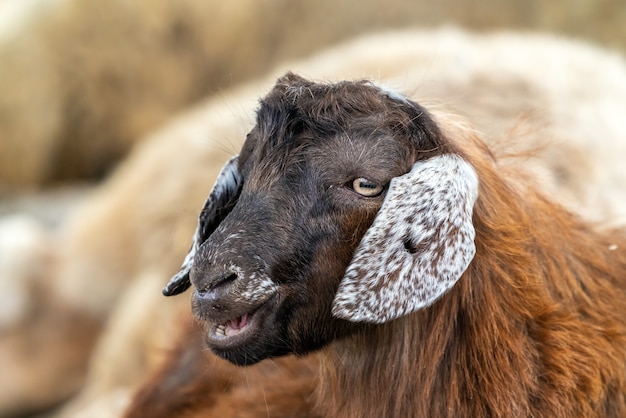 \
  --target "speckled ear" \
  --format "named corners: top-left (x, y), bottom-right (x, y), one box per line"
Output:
top-left (163, 156), bottom-right (242, 296)
top-left (332, 154), bottom-right (478, 323)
